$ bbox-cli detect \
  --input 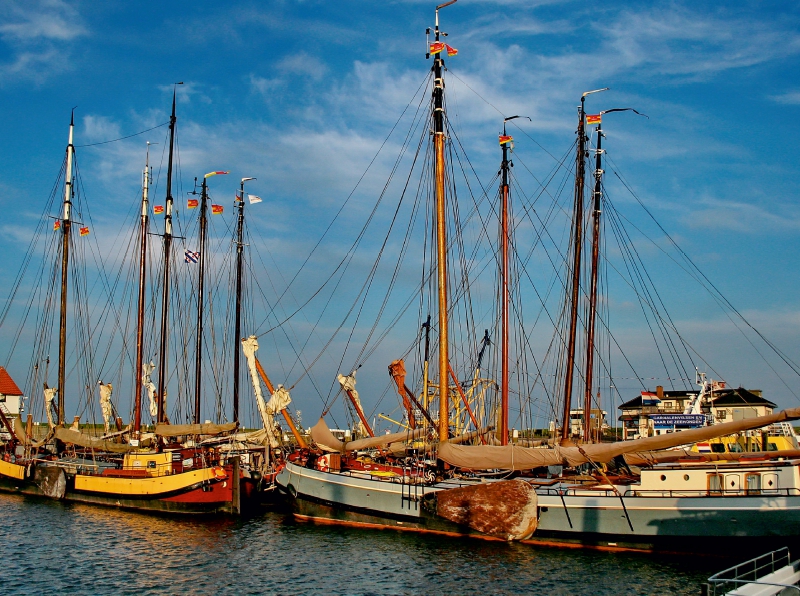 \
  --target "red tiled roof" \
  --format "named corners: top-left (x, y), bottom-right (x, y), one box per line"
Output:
top-left (0, 366), bottom-right (23, 396)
